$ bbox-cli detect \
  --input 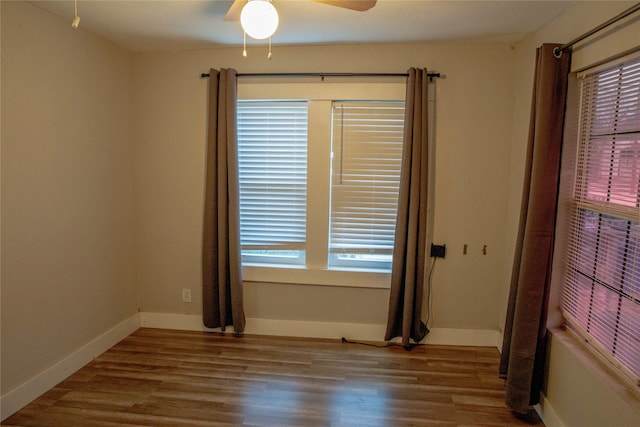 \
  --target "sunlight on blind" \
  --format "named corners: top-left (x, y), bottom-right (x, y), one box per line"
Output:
top-left (561, 57), bottom-right (640, 382)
